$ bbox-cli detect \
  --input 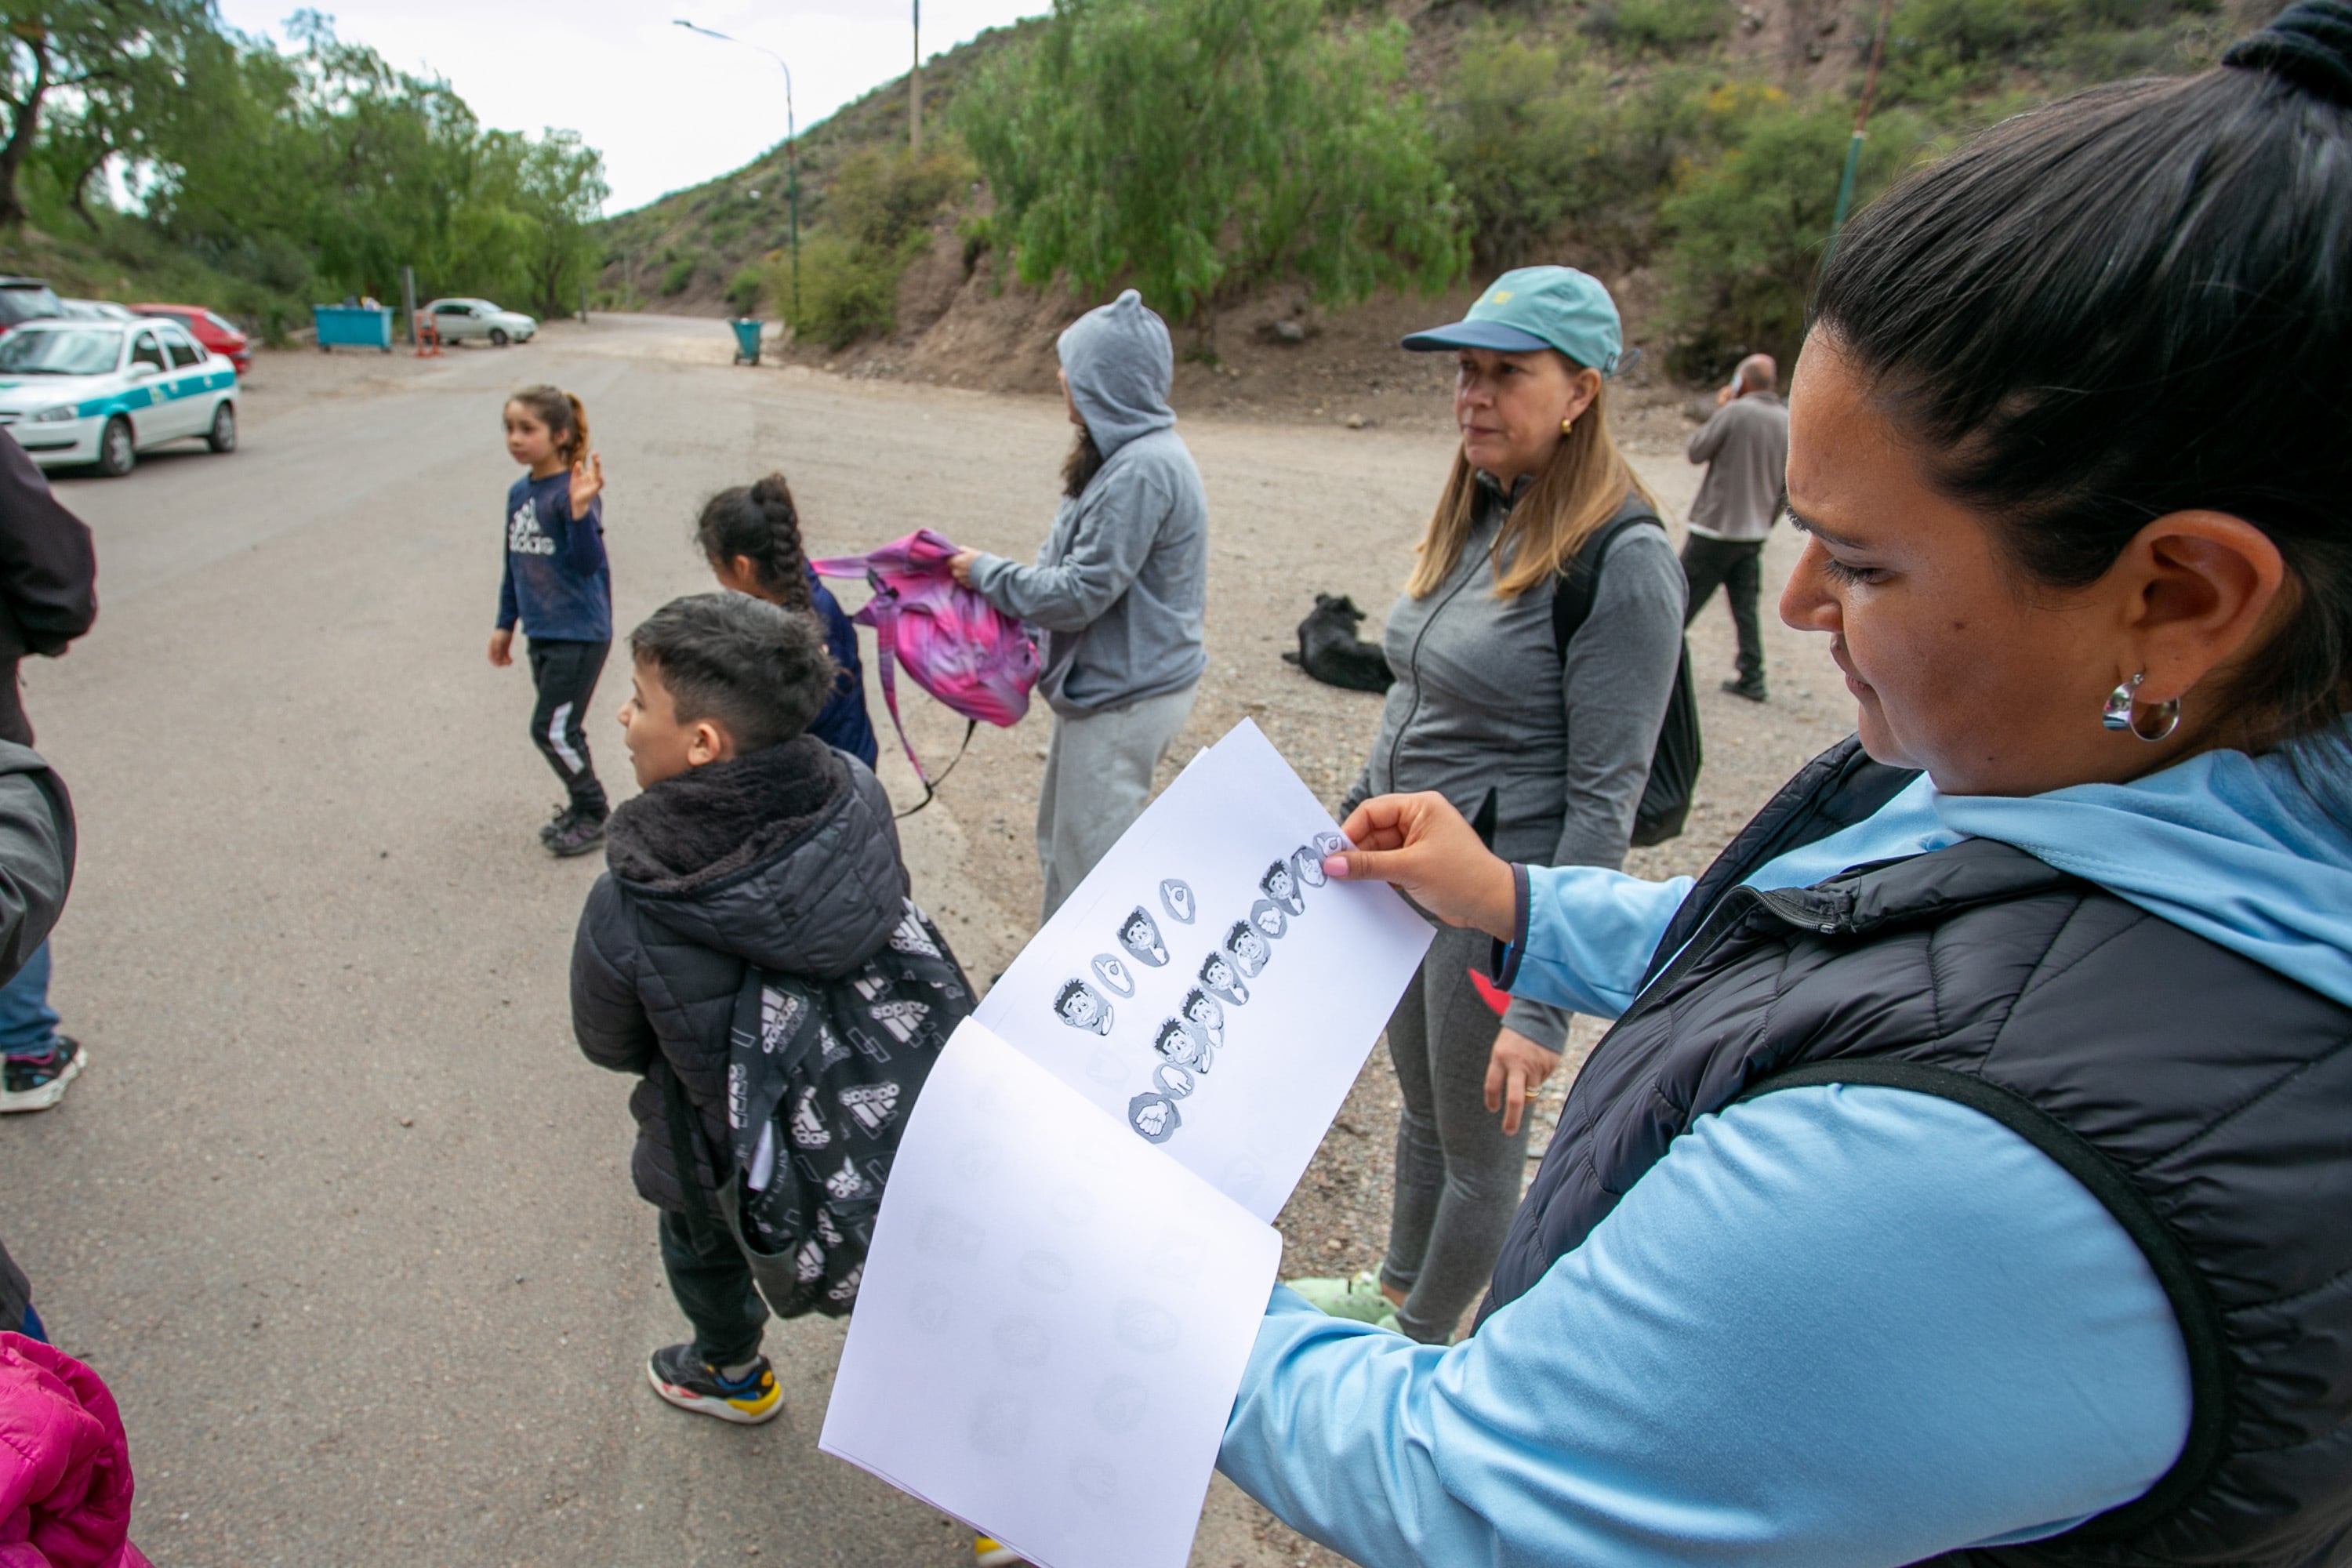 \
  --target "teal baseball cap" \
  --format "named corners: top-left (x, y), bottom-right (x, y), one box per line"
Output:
top-left (1401, 266), bottom-right (1628, 376)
